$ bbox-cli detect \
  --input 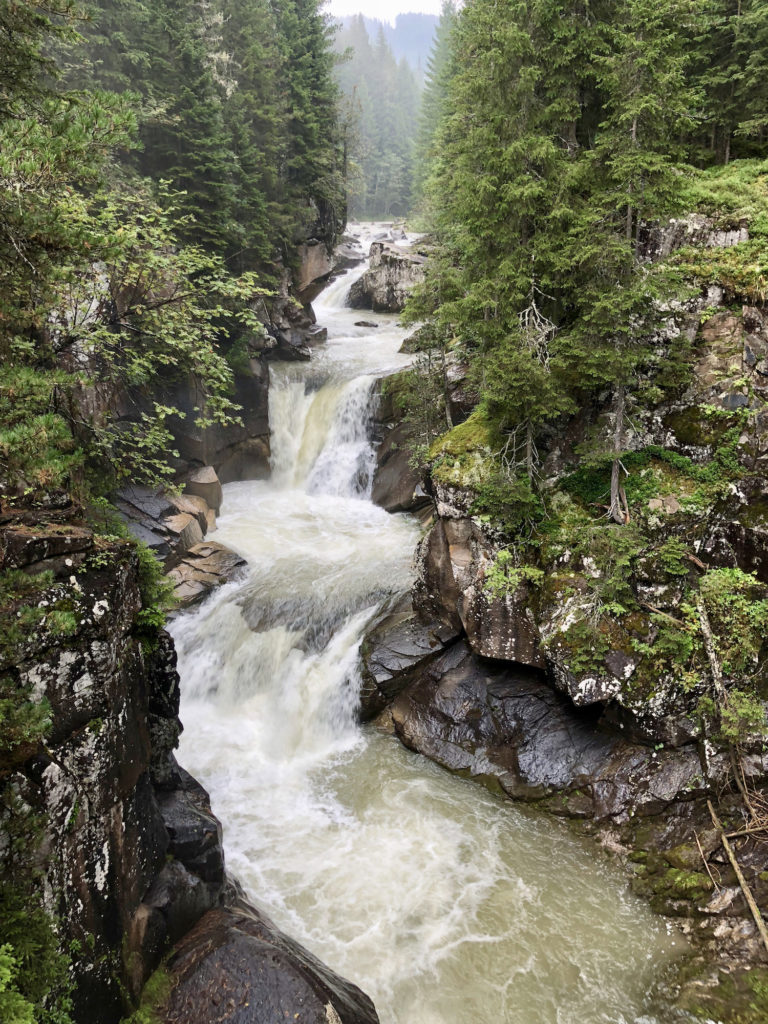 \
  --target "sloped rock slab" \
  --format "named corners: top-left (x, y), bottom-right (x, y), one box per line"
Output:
top-left (371, 422), bottom-right (430, 514)
top-left (390, 642), bottom-right (708, 821)
top-left (359, 596), bottom-right (457, 720)
top-left (168, 542), bottom-right (247, 608)
top-left (158, 900), bottom-right (379, 1024)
